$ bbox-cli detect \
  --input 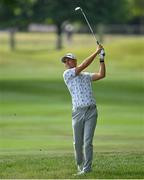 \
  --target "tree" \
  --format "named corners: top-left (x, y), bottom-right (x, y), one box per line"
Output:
top-left (0, 0), bottom-right (34, 29)
top-left (32, 0), bottom-right (131, 49)
top-left (131, 0), bottom-right (144, 17)
top-left (32, 0), bottom-right (76, 49)
top-left (130, 0), bottom-right (144, 25)
top-left (0, 0), bottom-right (132, 50)
top-left (0, 0), bottom-right (35, 50)
top-left (75, 0), bottom-right (131, 24)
